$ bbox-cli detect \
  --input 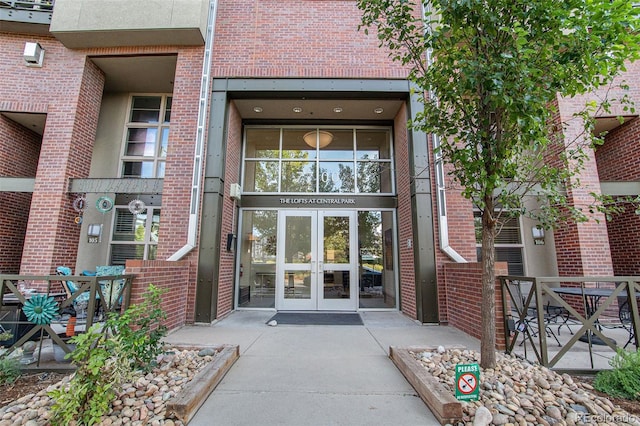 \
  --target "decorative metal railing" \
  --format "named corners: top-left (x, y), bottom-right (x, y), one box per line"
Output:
top-left (500, 275), bottom-right (640, 371)
top-left (0, 273), bottom-right (133, 367)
